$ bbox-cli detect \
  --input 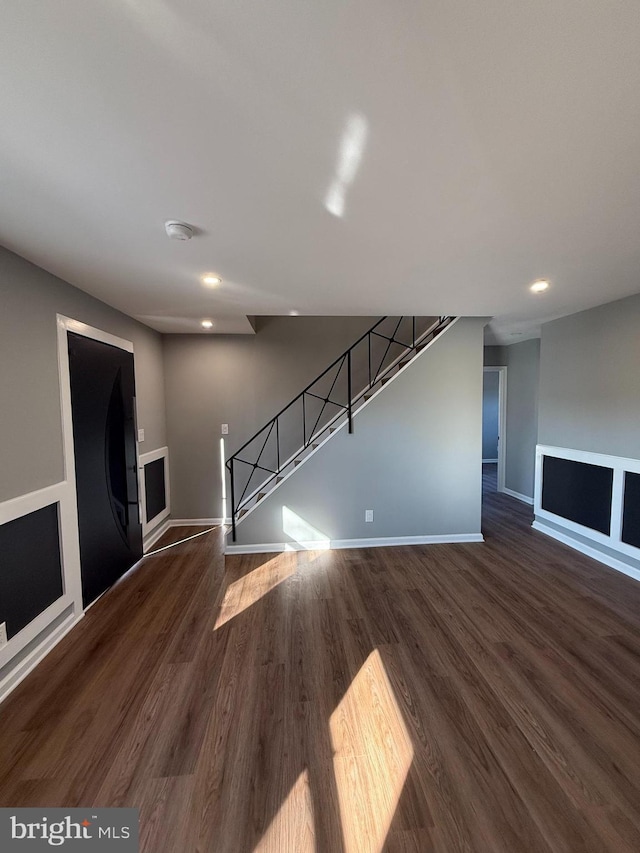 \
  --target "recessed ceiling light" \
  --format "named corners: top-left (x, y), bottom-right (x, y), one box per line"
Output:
top-left (289, 310), bottom-right (299, 316)
top-left (202, 273), bottom-right (222, 287)
top-left (530, 279), bottom-right (550, 293)
top-left (201, 319), bottom-right (214, 329)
